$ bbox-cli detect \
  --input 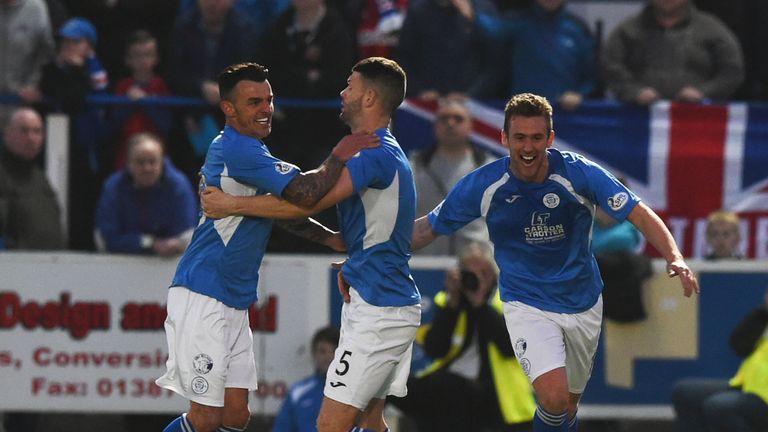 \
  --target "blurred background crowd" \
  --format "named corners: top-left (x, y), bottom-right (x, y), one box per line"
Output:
top-left (1, 0), bottom-right (766, 257)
